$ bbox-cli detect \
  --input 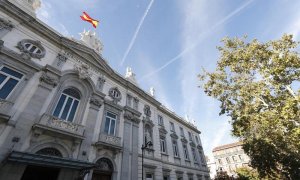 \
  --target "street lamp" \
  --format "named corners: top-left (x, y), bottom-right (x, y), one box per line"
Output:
top-left (141, 140), bottom-right (153, 180)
